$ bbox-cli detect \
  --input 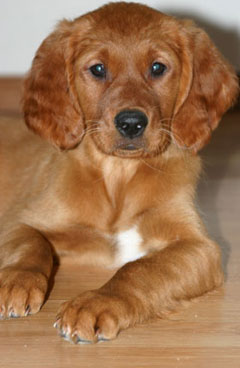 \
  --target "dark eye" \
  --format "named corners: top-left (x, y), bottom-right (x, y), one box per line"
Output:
top-left (151, 62), bottom-right (167, 77)
top-left (89, 64), bottom-right (106, 79)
